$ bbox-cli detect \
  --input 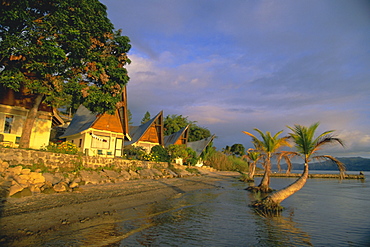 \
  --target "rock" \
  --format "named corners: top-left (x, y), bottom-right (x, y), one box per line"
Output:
top-left (0, 161), bottom-right (10, 173)
top-left (20, 168), bottom-right (31, 175)
top-left (43, 172), bottom-right (63, 185)
top-left (29, 172), bottom-right (45, 185)
top-left (69, 181), bottom-right (79, 189)
top-left (119, 170), bottom-right (131, 180)
top-left (29, 184), bottom-right (41, 193)
top-left (129, 170), bottom-right (140, 180)
top-left (79, 170), bottom-right (104, 185)
top-left (102, 169), bottom-right (120, 182)
top-left (8, 182), bottom-right (24, 197)
top-left (5, 165), bottom-right (23, 176)
top-left (53, 182), bottom-right (67, 192)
